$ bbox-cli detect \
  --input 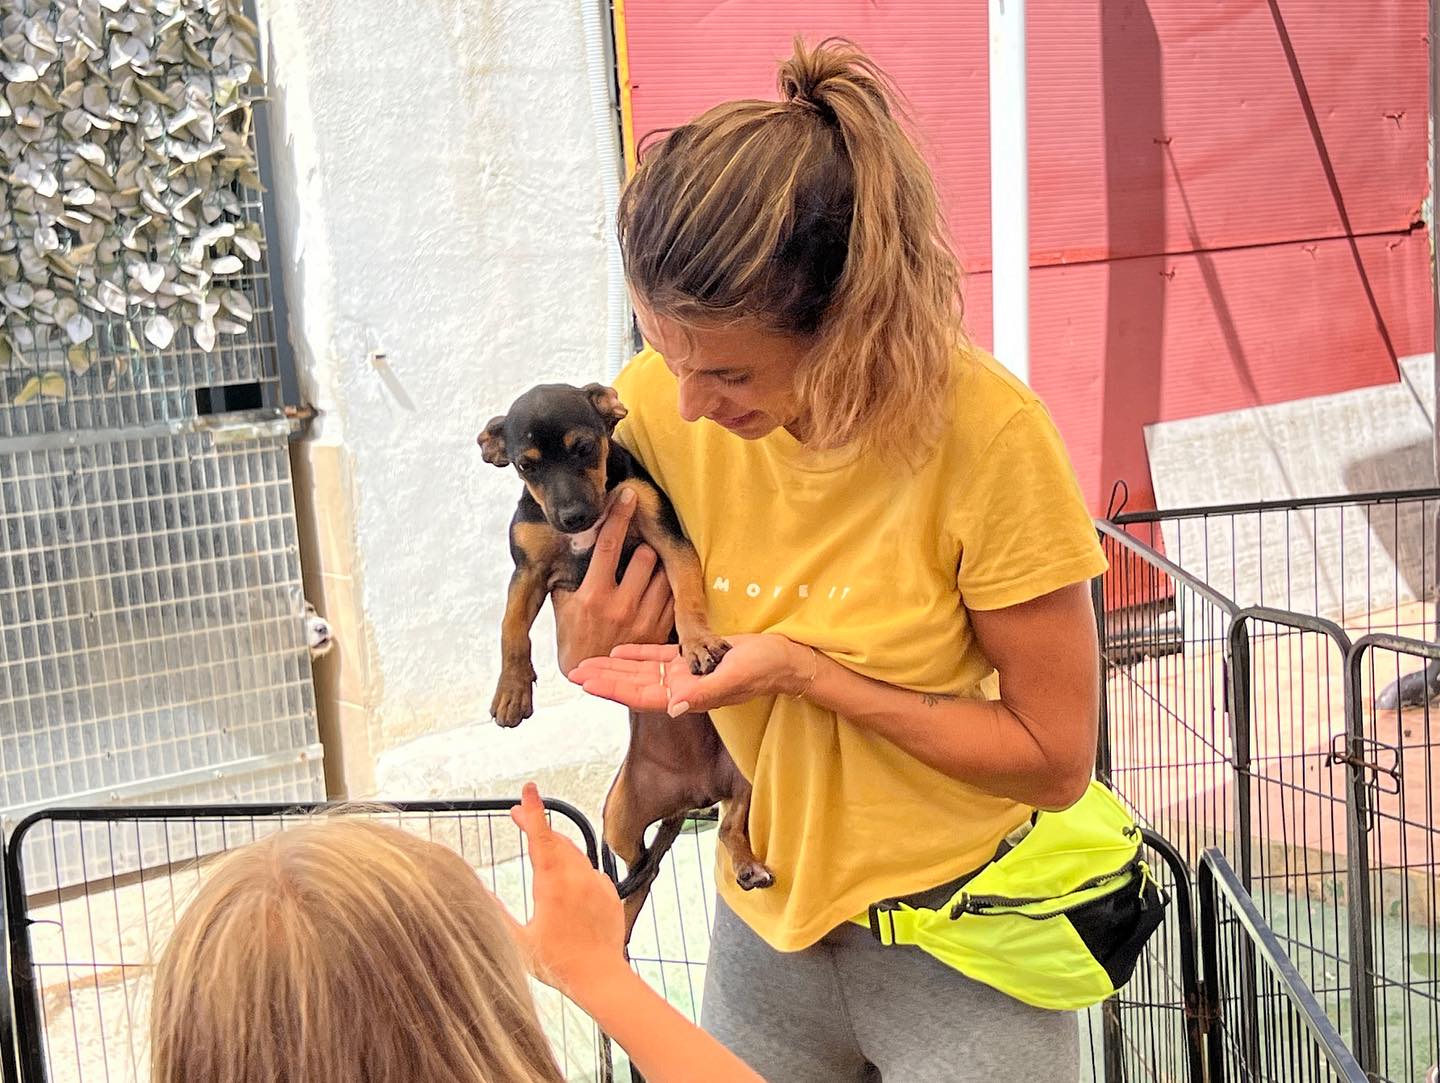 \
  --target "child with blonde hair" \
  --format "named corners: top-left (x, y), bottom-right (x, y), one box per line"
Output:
top-left (150, 783), bottom-right (763, 1083)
